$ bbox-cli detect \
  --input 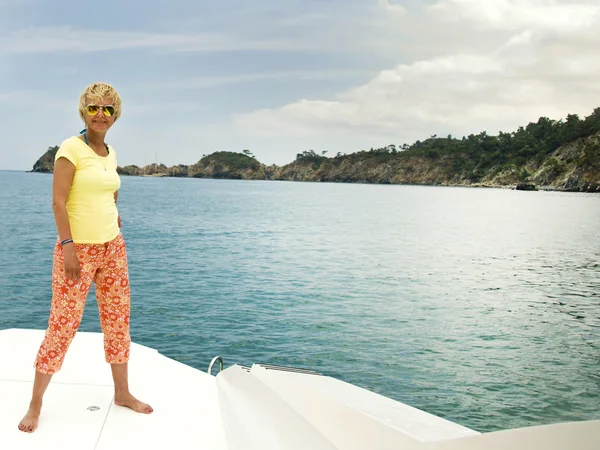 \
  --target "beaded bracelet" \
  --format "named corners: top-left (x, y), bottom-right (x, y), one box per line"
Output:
top-left (60, 238), bottom-right (74, 246)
